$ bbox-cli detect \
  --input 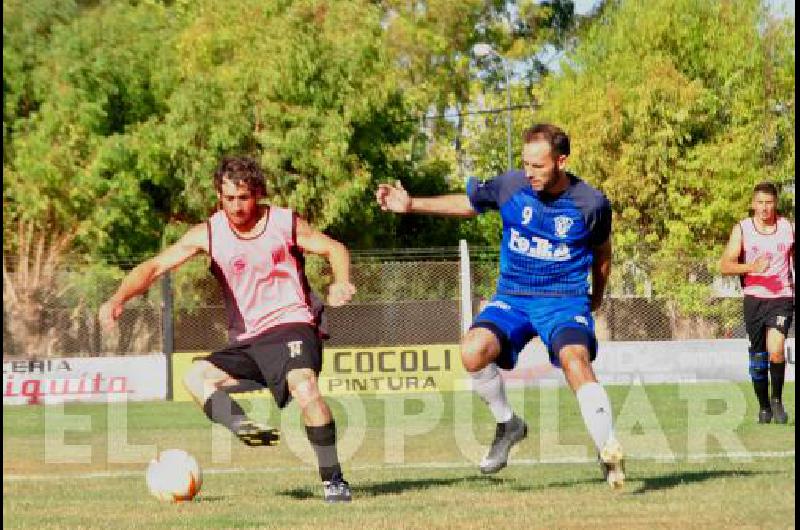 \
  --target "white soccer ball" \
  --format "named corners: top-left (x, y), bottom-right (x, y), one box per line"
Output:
top-left (145, 449), bottom-right (203, 502)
